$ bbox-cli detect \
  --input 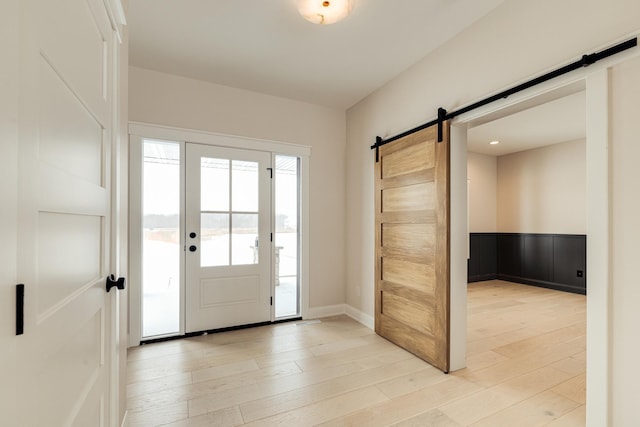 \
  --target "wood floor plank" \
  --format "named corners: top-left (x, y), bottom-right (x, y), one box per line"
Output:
top-left (545, 405), bottom-right (586, 426)
top-left (492, 324), bottom-right (586, 359)
top-left (126, 372), bottom-right (193, 398)
top-left (163, 406), bottom-right (244, 427)
top-left (440, 366), bottom-right (571, 425)
top-left (455, 336), bottom-right (585, 388)
top-left (466, 326), bottom-right (542, 354)
top-left (295, 339), bottom-right (399, 372)
top-left (126, 280), bottom-right (586, 426)
top-left (127, 401), bottom-right (189, 427)
top-left (191, 359), bottom-right (259, 384)
top-left (239, 356), bottom-right (428, 423)
top-left (390, 409), bottom-right (462, 427)
top-left (252, 348), bottom-right (315, 368)
top-left (551, 373), bottom-right (587, 404)
top-left (127, 362), bottom-right (302, 412)
top-left (188, 360), bottom-right (378, 417)
top-left (242, 386), bottom-right (389, 427)
top-left (374, 365), bottom-right (447, 399)
top-left (550, 353), bottom-right (586, 377)
top-left (319, 376), bottom-right (482, 427)
top-left (469, 390), bottom-right (580, 427)
top-left (463, 349), bottom-right (509, 371)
